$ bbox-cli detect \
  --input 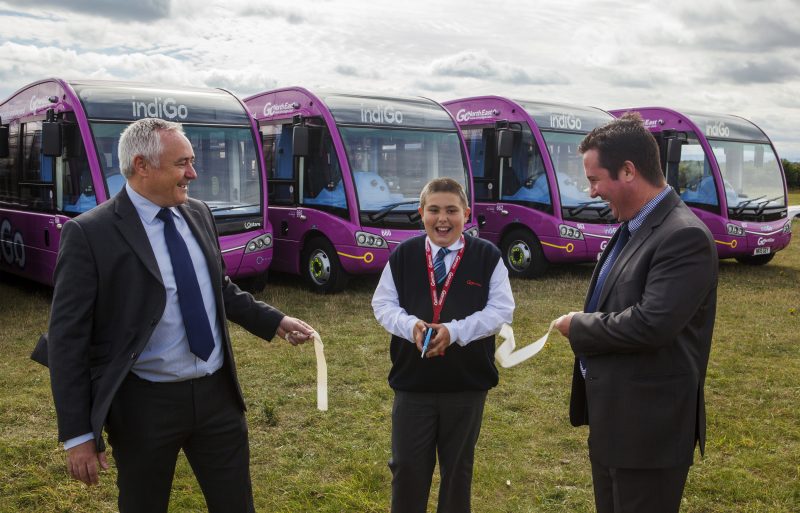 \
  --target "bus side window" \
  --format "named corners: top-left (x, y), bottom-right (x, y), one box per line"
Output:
top-left (60, 121), bottom-right (96, 214)
top-left (461, 128), bottom-right (494, 201)
top-left (302, 127), bottom-right (346, 211)
top-left (20, 122), bottom-right (55, 211)
top-left (262, 124), bottom-right (296, 205)
top-left (0, 123), bottom-right (19, 204)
